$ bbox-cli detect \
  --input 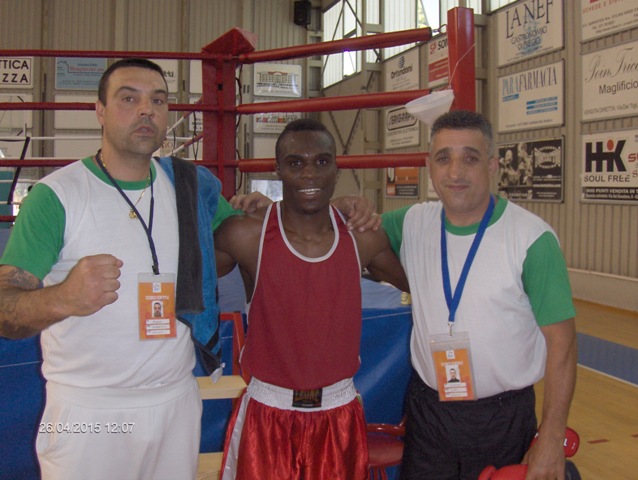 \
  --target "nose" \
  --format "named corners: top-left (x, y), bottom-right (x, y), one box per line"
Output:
top-left (447, 156), bottom-right (464, 179)
top-left (138, 97), bottom-right (155, 117)
top-left (300, 161), bottom-right (319, 178)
